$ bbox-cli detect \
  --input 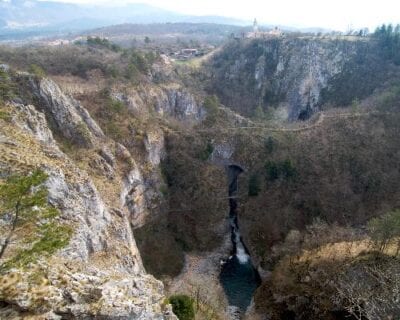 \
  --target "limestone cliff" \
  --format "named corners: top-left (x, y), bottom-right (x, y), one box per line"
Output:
top-left (0, 75), bottom-right (176, 319)
top-left (207, 37), bottom-right (385, 120)
top-left (111, 83), bottom-right (204, 122)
